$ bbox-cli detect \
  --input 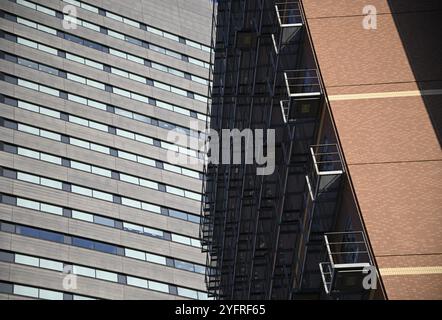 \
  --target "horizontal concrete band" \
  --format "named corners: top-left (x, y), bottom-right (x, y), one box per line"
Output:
top-left (328, 89), bottom-right (442, 101)
top-left (380, 266), bottom-right (442, 276)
